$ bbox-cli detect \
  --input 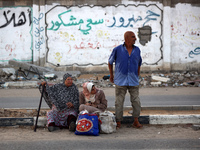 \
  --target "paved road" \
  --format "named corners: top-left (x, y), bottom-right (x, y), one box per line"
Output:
top-left (0, 125), bottom-right (200, 150)
top-left (1, 95), bottom-right (200, 108)
top-left (0, 87), bottom-right (200, 150)
top-left (1, 139), bottom-right (199, 150)
top-left (0, 87), bottom-right (199, 108)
